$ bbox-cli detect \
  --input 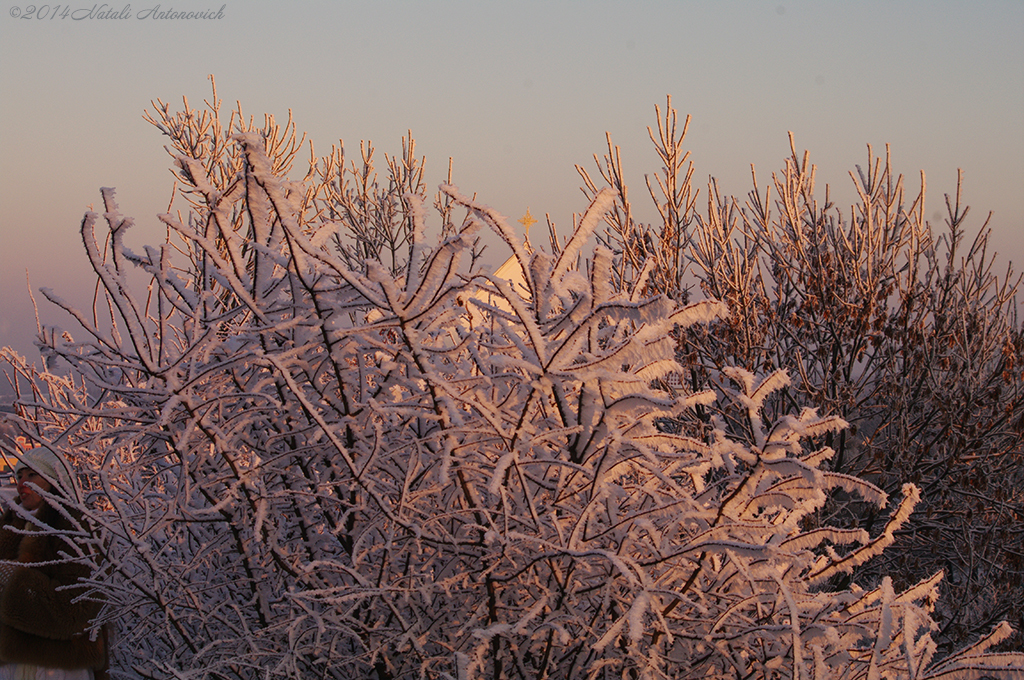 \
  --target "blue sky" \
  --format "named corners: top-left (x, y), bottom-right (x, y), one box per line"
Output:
top-left (1, 0), bottom-right (1022, 363)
